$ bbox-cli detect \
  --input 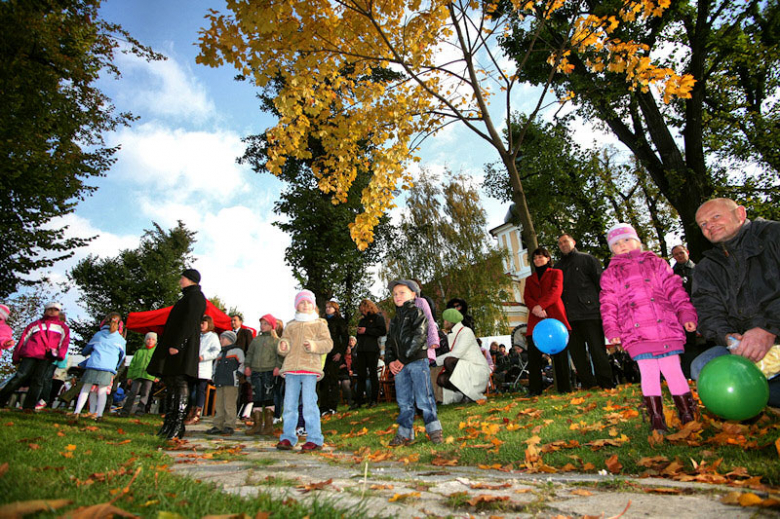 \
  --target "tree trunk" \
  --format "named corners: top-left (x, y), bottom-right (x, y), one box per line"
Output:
top-left (503, 153), bottom-right (539, 253)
